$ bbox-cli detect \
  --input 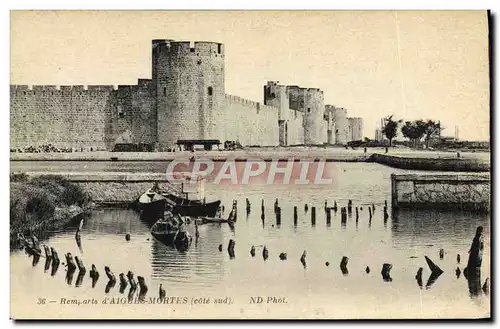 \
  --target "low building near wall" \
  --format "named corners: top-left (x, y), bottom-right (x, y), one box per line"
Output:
top-left (391, 173), bottom-right (490, 213)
